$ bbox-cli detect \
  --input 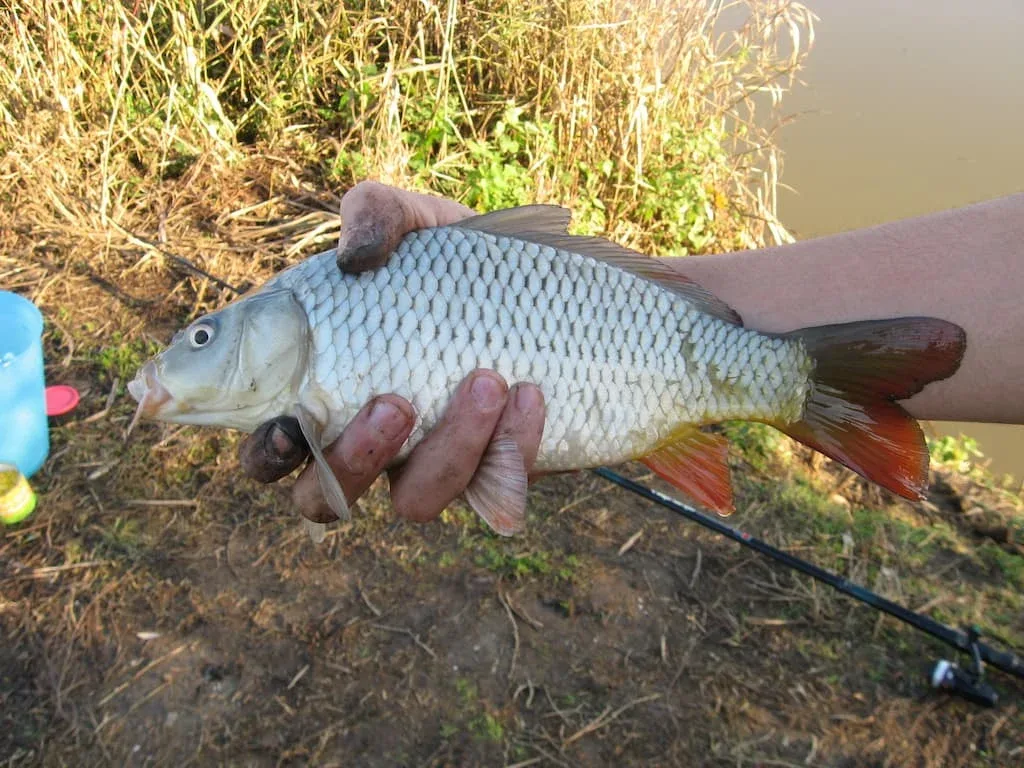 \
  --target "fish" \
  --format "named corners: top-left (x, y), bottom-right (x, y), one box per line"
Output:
top-left (128, 205), bottom-right (966, 539)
